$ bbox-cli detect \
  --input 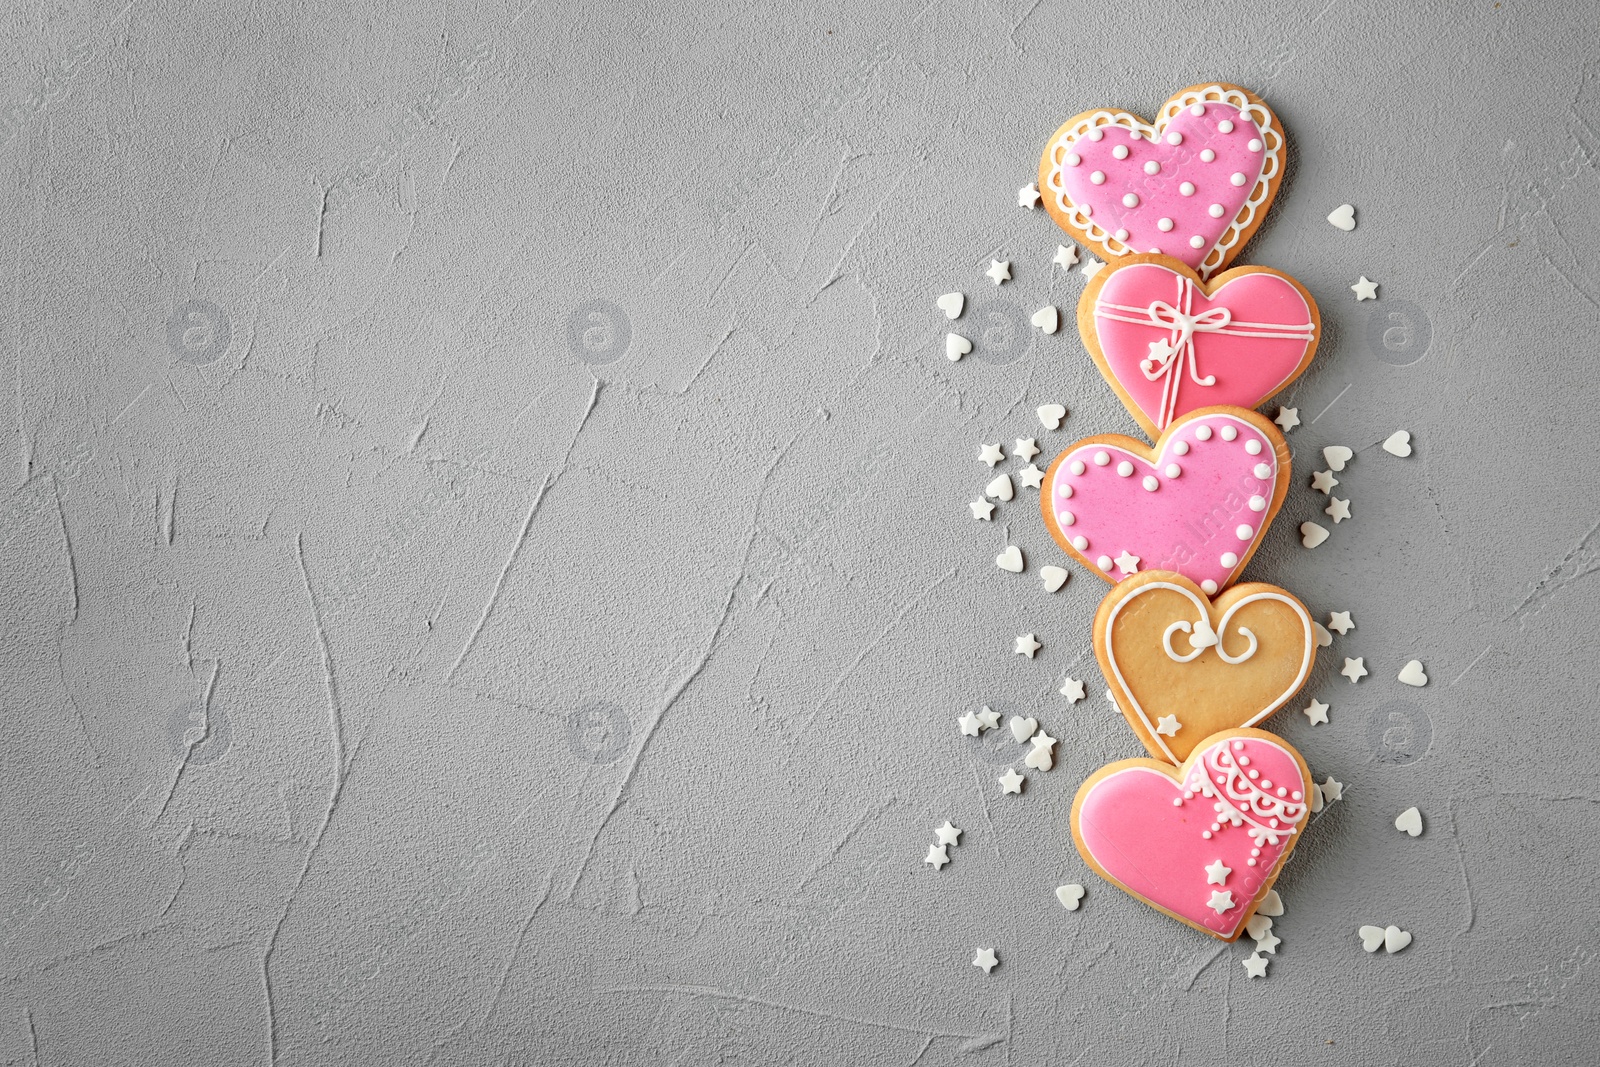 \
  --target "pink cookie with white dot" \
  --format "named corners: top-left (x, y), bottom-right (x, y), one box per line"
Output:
top-left (1039, 83), bottom-right (1285, 278)
top-left (1040, 407), bottom-right (1290, 593)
